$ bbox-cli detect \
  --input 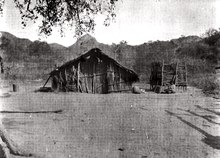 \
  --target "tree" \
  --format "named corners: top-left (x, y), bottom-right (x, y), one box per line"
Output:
top-left (0, 0), bottom-right (118, 37)
top-left (119, 40), bottom-right (127, 45)
top-left (203, 28), bottom-right (220, 46)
